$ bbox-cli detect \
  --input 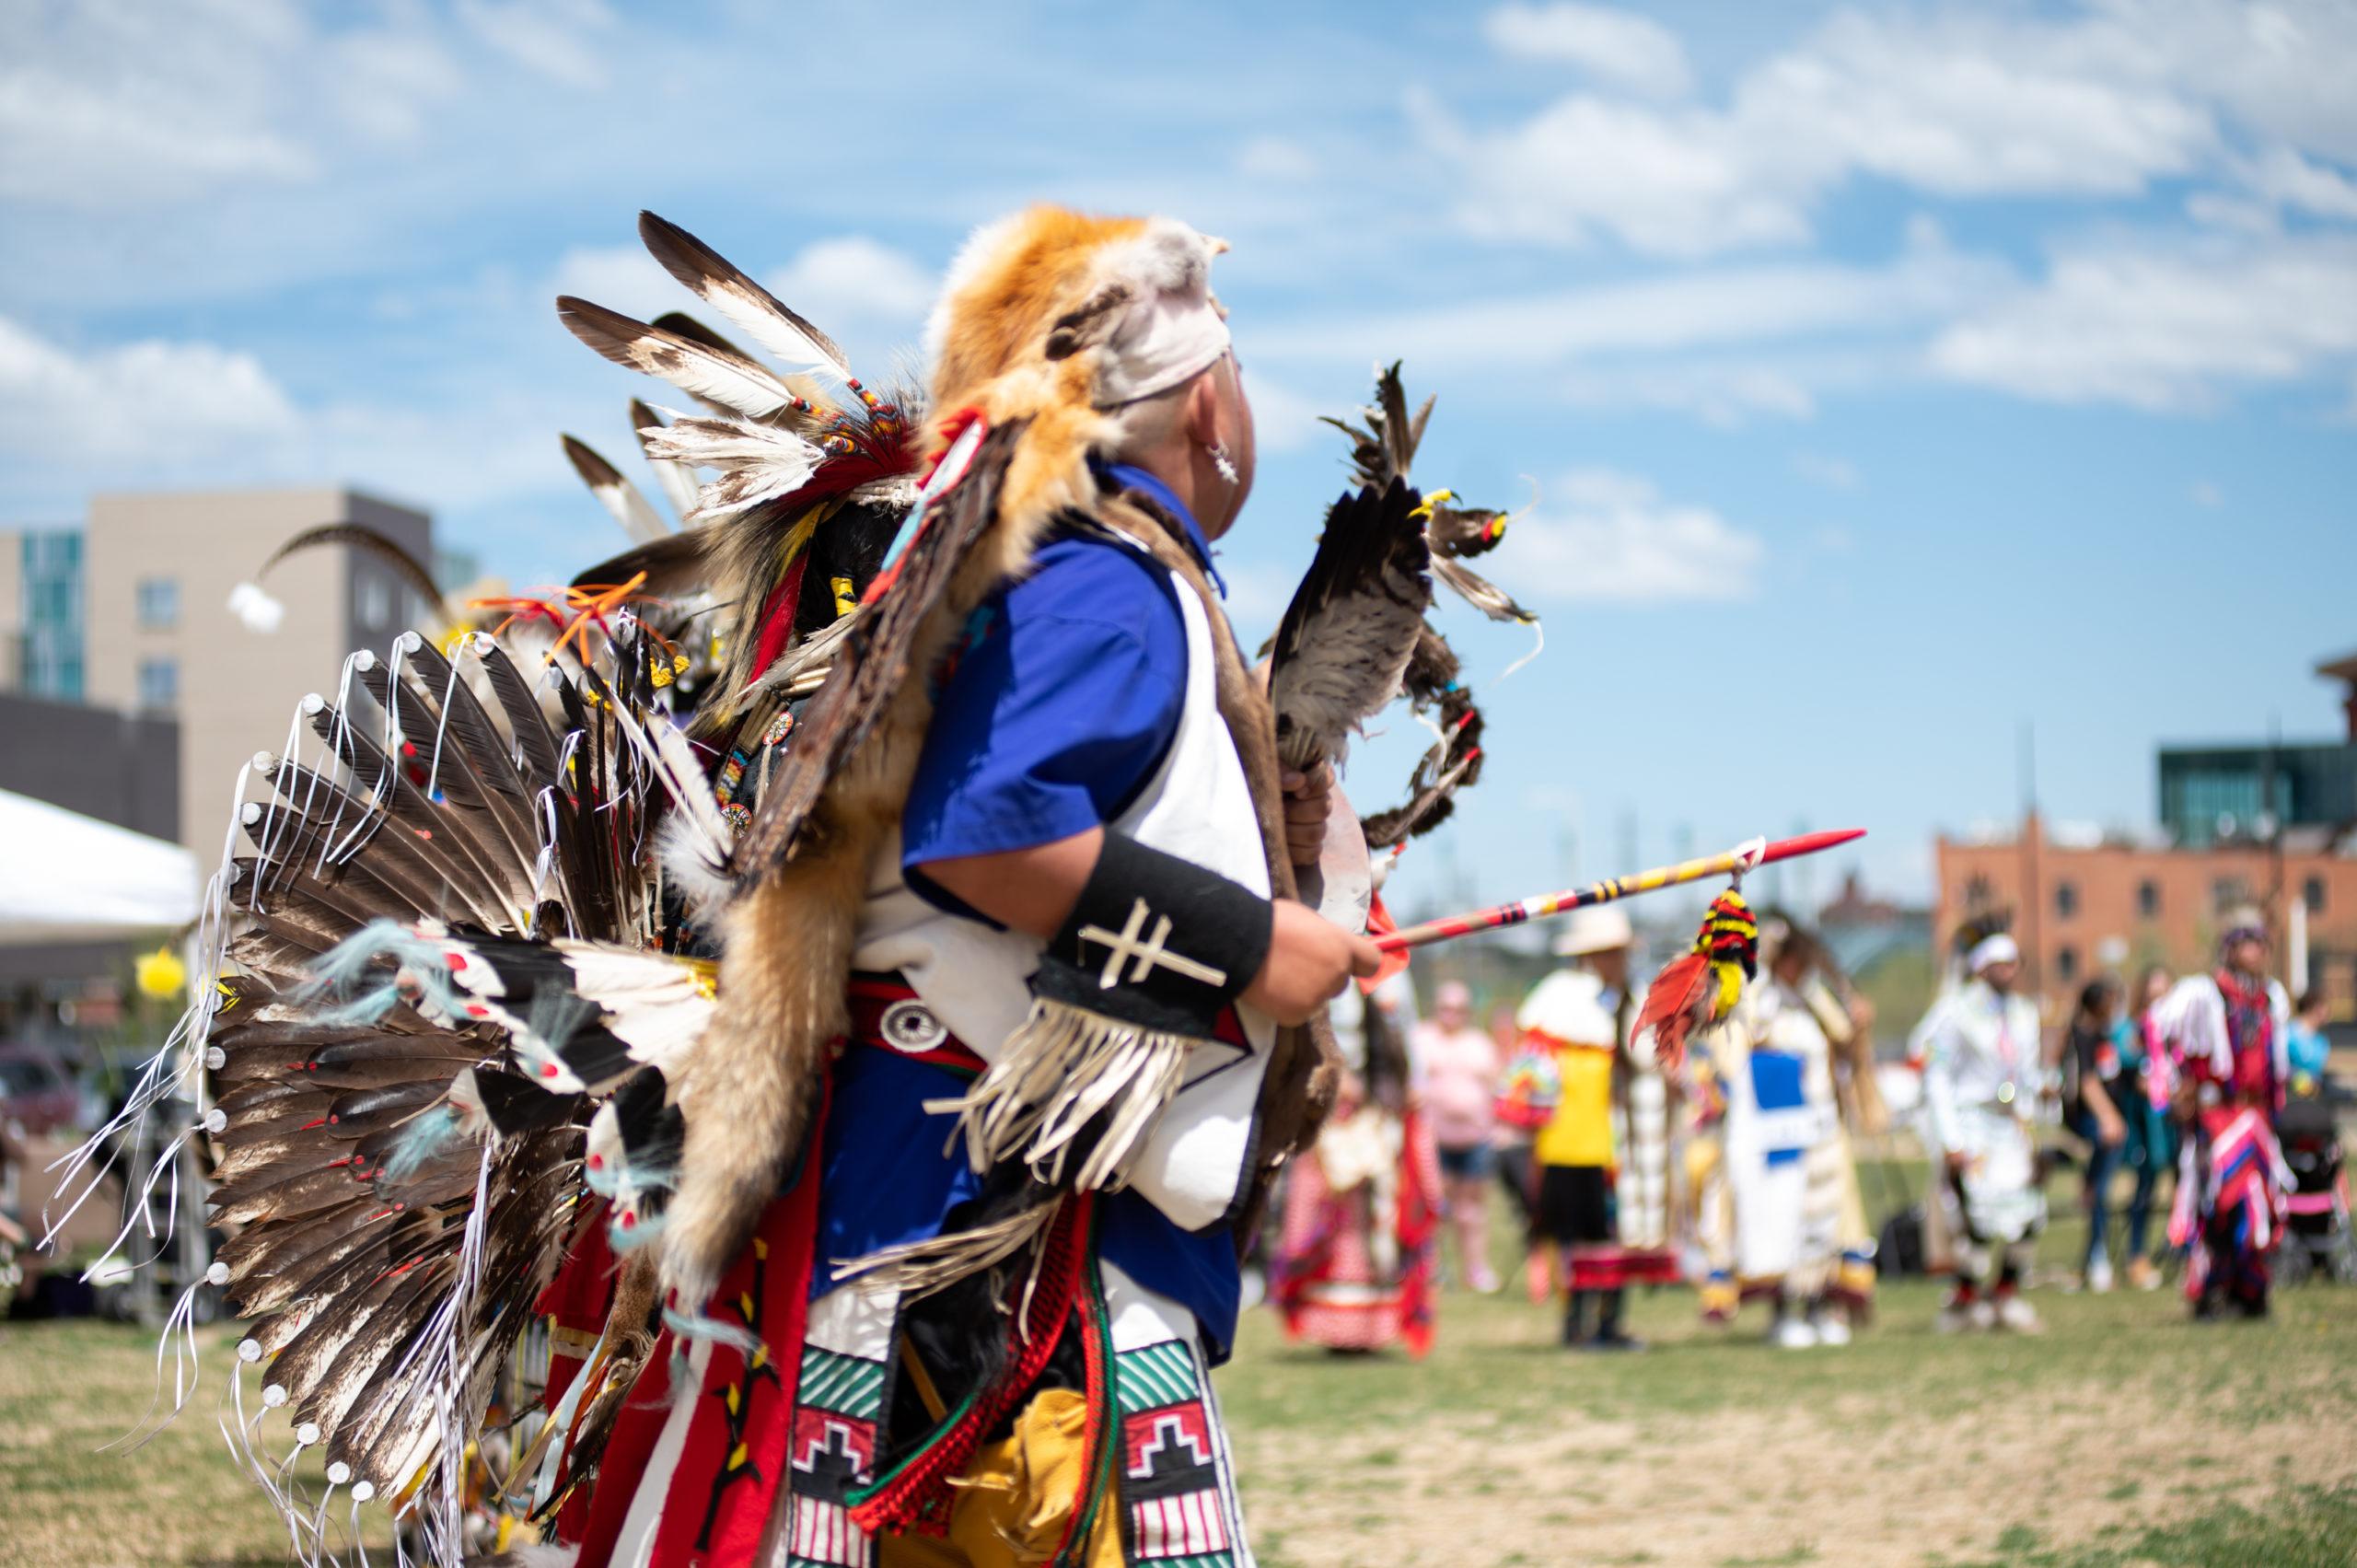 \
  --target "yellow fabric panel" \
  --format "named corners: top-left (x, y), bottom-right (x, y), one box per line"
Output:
top-left (1534, 1041), bottom-right (1616, 1167)
top-left (877, 1388), bottom-right (1124, 1568)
